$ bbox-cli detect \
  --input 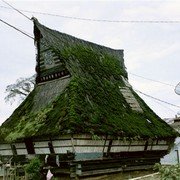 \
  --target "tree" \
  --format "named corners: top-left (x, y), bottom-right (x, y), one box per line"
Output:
top-left (5, 75), bottom-right (35, 104)
top-left (24, 156), bottom-right (46, 180)
top-left (154, 163), bottom-right (180, 180)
